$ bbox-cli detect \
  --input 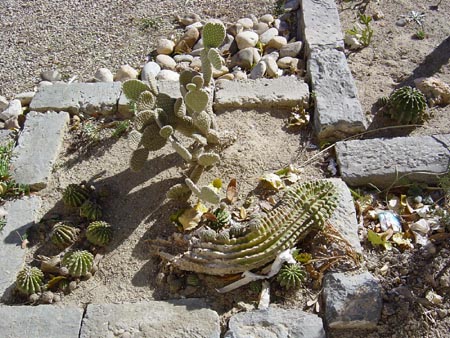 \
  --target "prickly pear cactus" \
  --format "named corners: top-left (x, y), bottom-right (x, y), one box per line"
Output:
top-left (51, 222), bottom-right (79, 248)
top-left (202, 21), bottom-right (226, 49)
top-left (200, 21), bottom-right (226, 86)
top-left (86, 221), bottom-right (112, 246)
top-left (62, 184), bottom-right (90, 208)
top-left (276, 263), bottom-right (307, 290)
top-left (388, 86), bottom-right (427, 124)
top-left (16, 266), bottom-right (44, 295)
top-left (80, 200), bottom-right (103, 221)
top-left (62, 250), bottom-right (94, 277)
